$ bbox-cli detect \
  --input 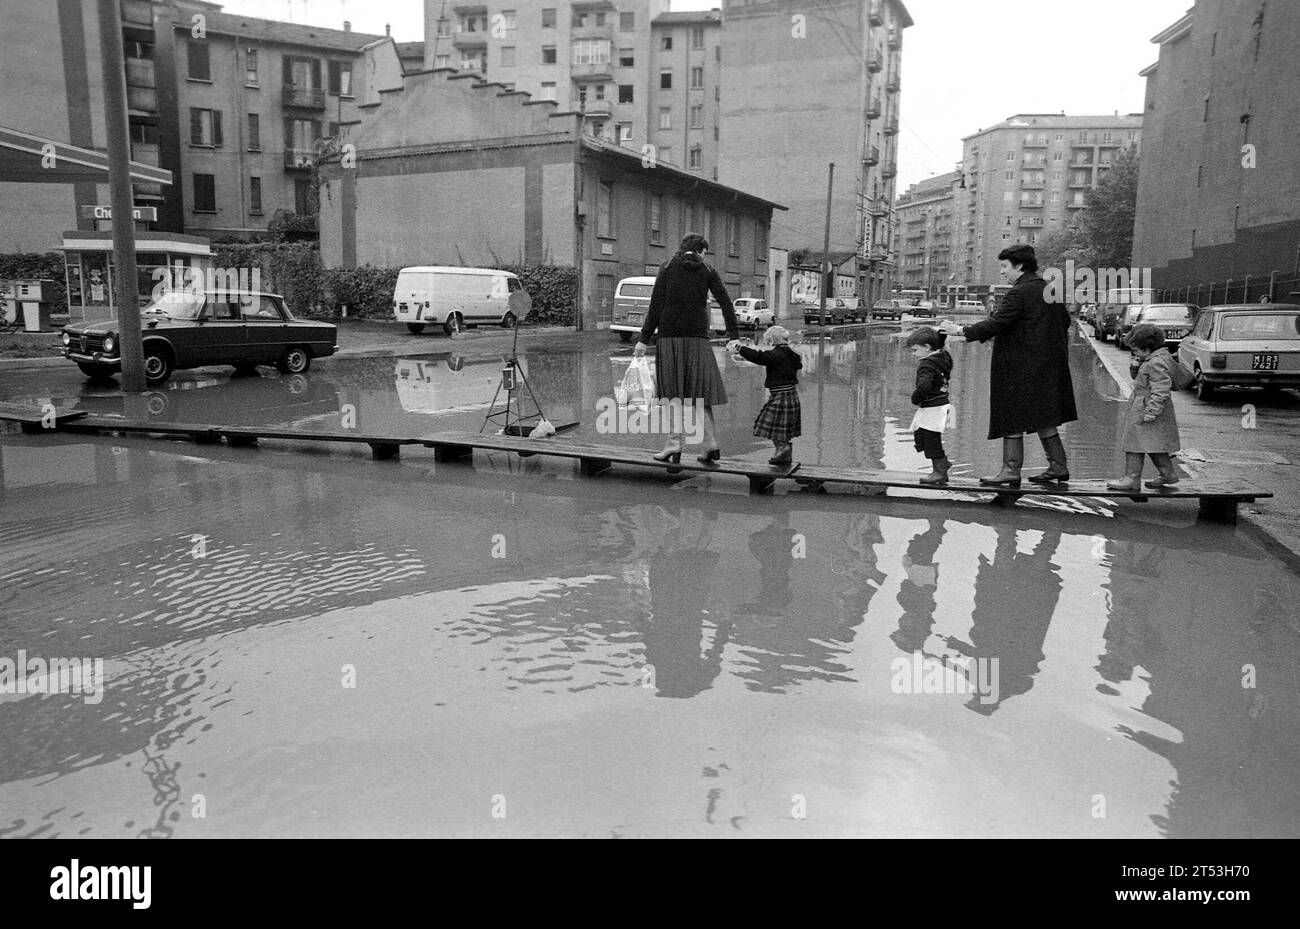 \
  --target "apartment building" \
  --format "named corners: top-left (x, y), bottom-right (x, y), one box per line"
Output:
top-left (1133, 1), bottom-right (1300, 292)
top-left (956, 114), bottom-right (1142, 287)
top-left (716, 0), bottom-right (912, 304)
top-left (895, 172), bottom-right (959, 295)
top-left (646, 9), bottom-right (721, 175)
top-left (422, 1), bottom-right (668, 150)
